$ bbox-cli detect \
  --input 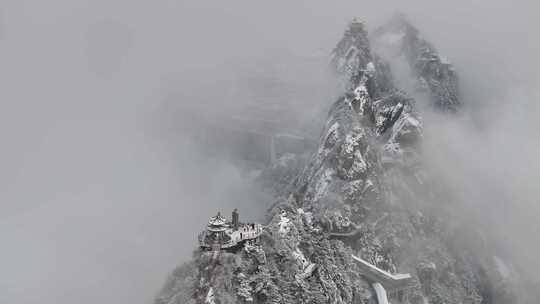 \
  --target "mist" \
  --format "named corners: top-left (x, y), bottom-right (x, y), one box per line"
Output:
top-left (1, 0), bottom-right (539, 303)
